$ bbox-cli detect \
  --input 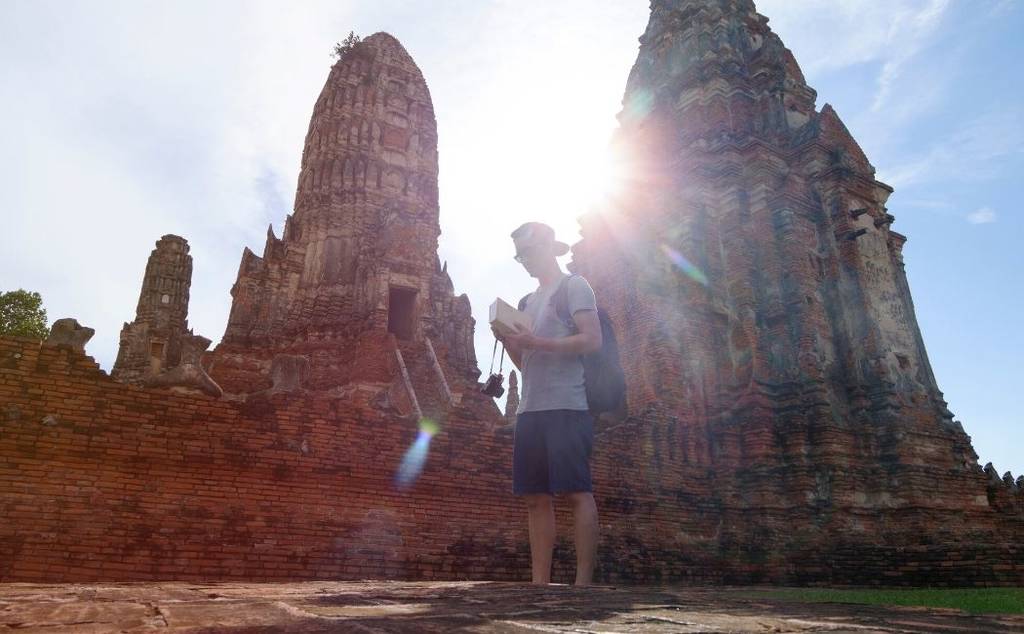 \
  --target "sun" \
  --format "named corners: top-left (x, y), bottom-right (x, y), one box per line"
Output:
top-left (439, 100), bottom-right (628, 253)
top-left (520, 136), bottom-right (626, 239)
